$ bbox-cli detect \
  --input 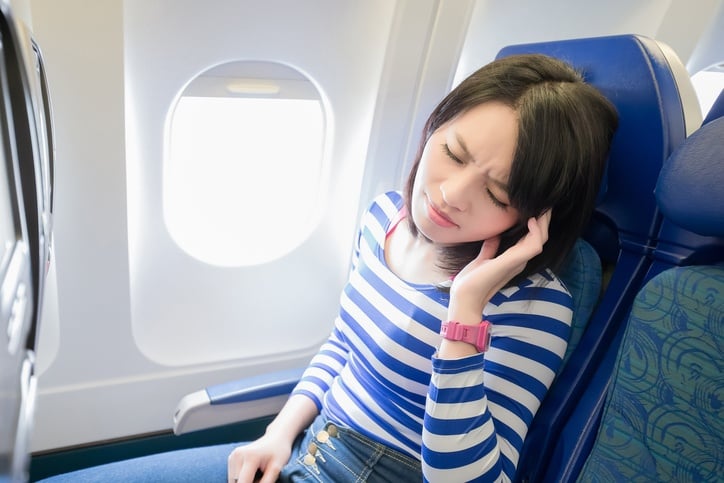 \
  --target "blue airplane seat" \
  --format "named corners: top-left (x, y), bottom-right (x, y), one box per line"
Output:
top-left (568, 114), bottom-right (724, 482)
top-left (702, 88), bottom-right (724, 125)
top-left (497, 34), bottom-right (702, 483)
